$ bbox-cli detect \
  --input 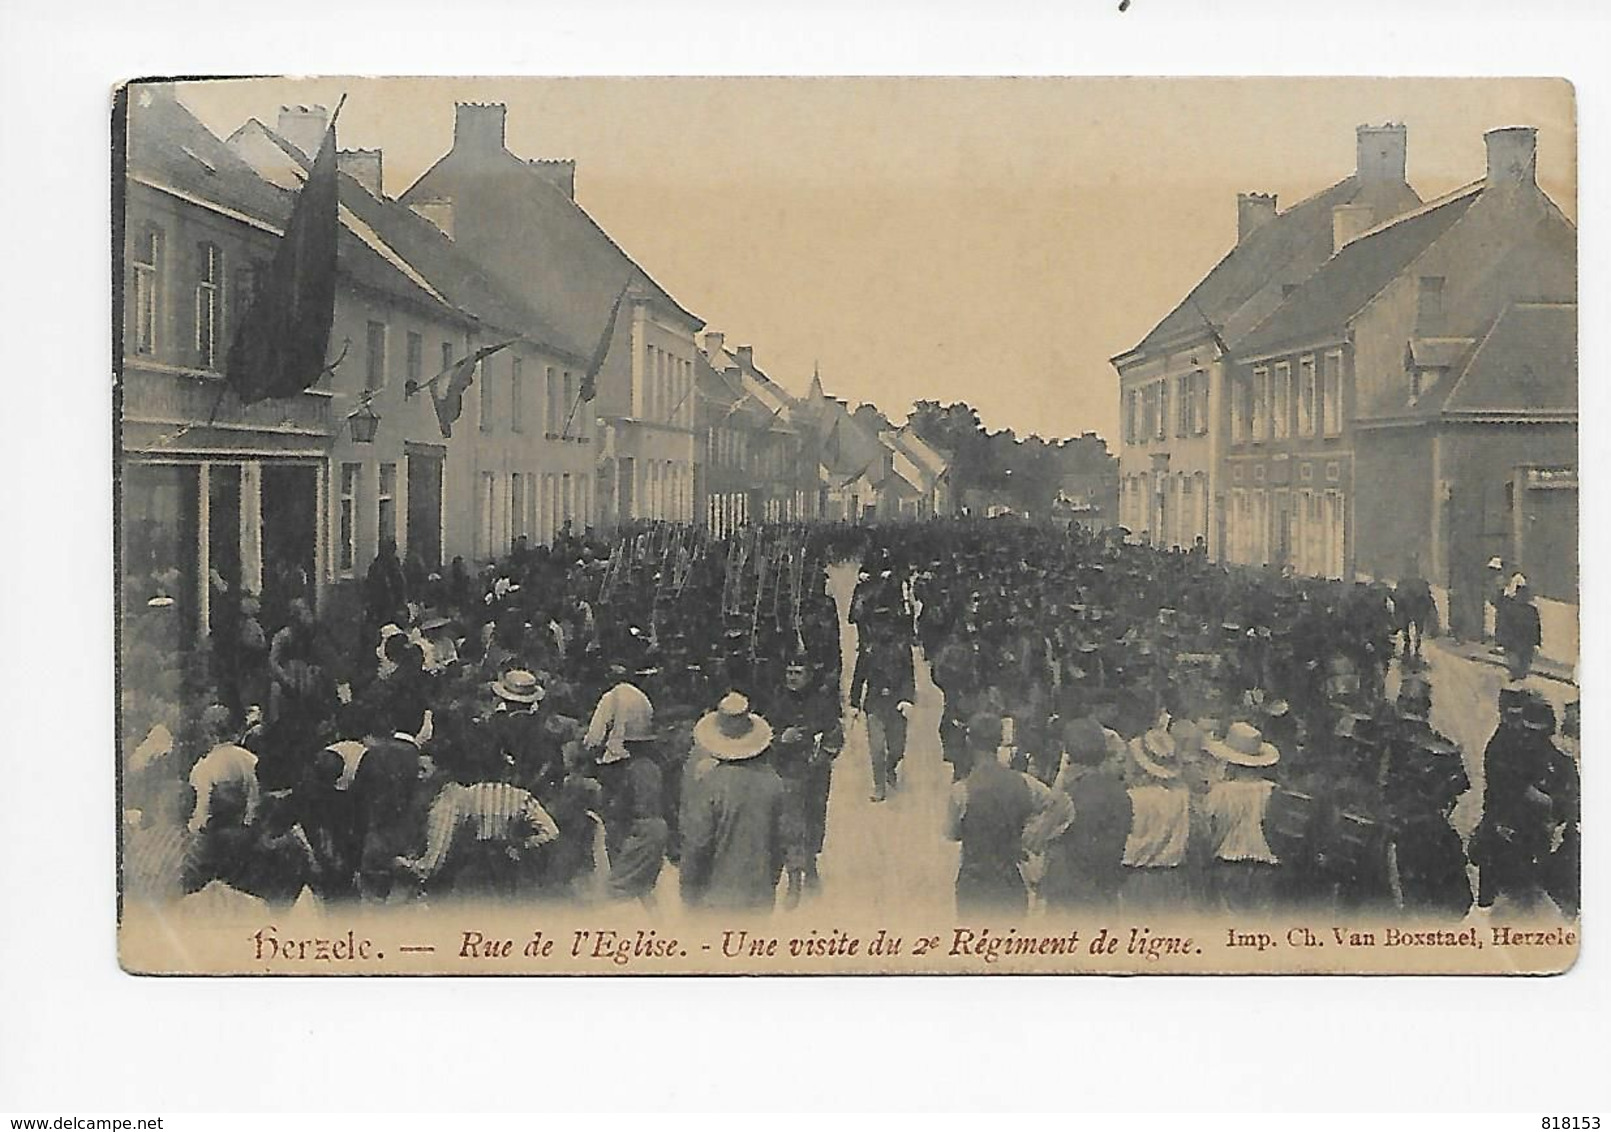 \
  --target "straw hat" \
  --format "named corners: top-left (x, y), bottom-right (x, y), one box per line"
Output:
top-left (1207, 721), bottom-right (1280, 768)
top-left (492, 669), bottom-right (545, 705)
top-left (1131, 723), bottom-right (1179, 780)
top-left (693, 693), bottom-right (775, 761)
